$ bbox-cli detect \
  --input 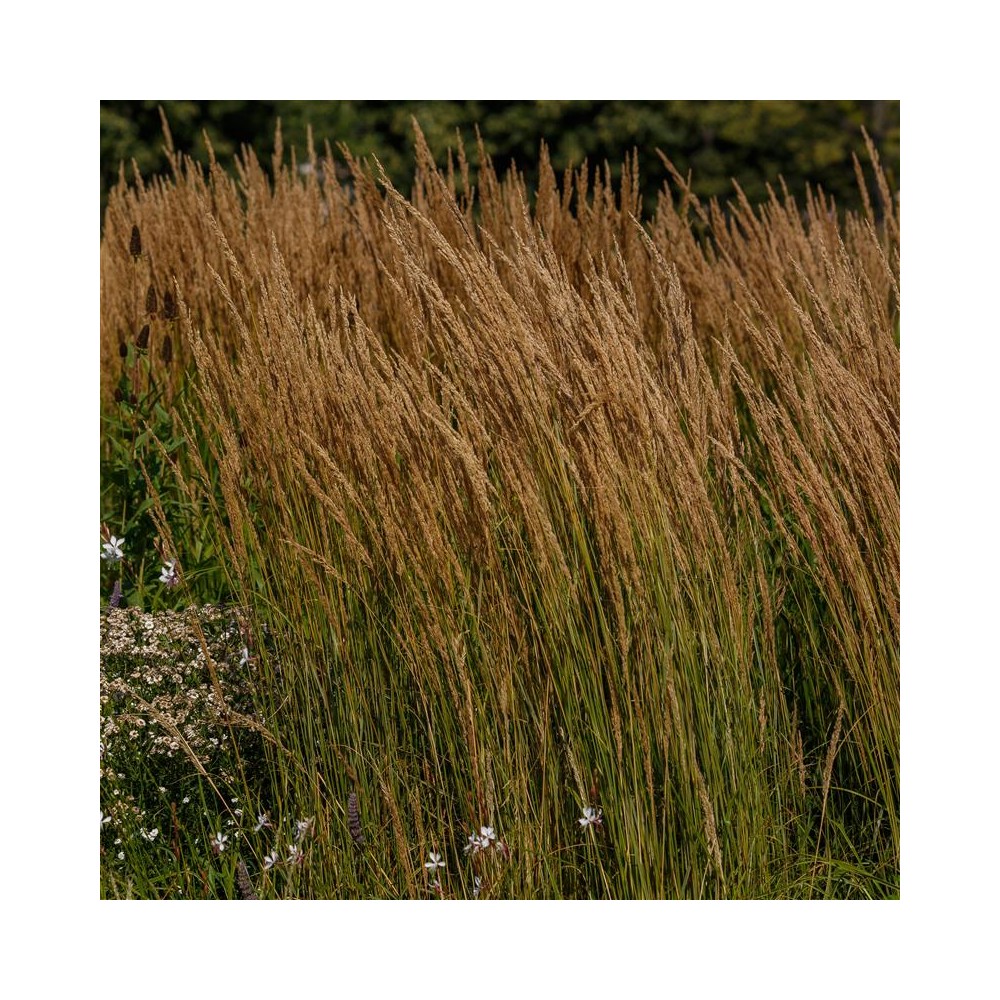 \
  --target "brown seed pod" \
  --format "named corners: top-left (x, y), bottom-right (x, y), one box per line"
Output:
top-left (235, 859), bottom-right (258, 900)
top-left (348, 792), bottom-right (365, 847)
top-left (160, 335), bottom-right (173, 365)
top-left (145, 284), bottom-right (158, 316)
top-left (161, 289), bottom-right (177, 321)
top-left (129, 225), bottom-right (142, 259)
top-left (136, 324), bottom-right (150, 349)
